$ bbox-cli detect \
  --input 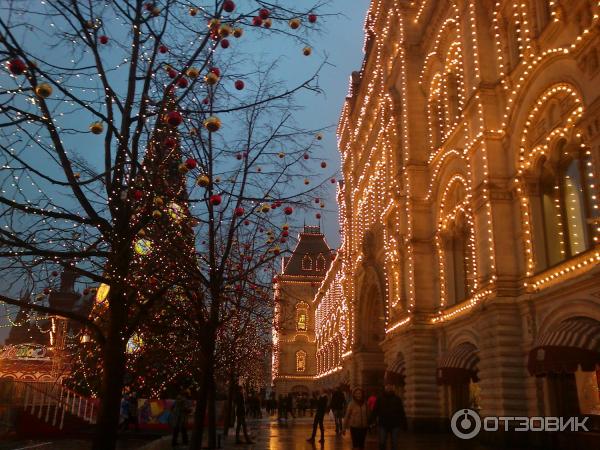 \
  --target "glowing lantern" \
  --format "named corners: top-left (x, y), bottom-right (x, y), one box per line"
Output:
top-left (35, 83), bottom-right (52, 98)
top-left (134, 239), bottom-right (153, 255)
top-left (196, 175), bottom-right (210, 187)
top-left (204, 116), bottom-right (221, 132)
top-left (233, 28), bottom-right (243, 38)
